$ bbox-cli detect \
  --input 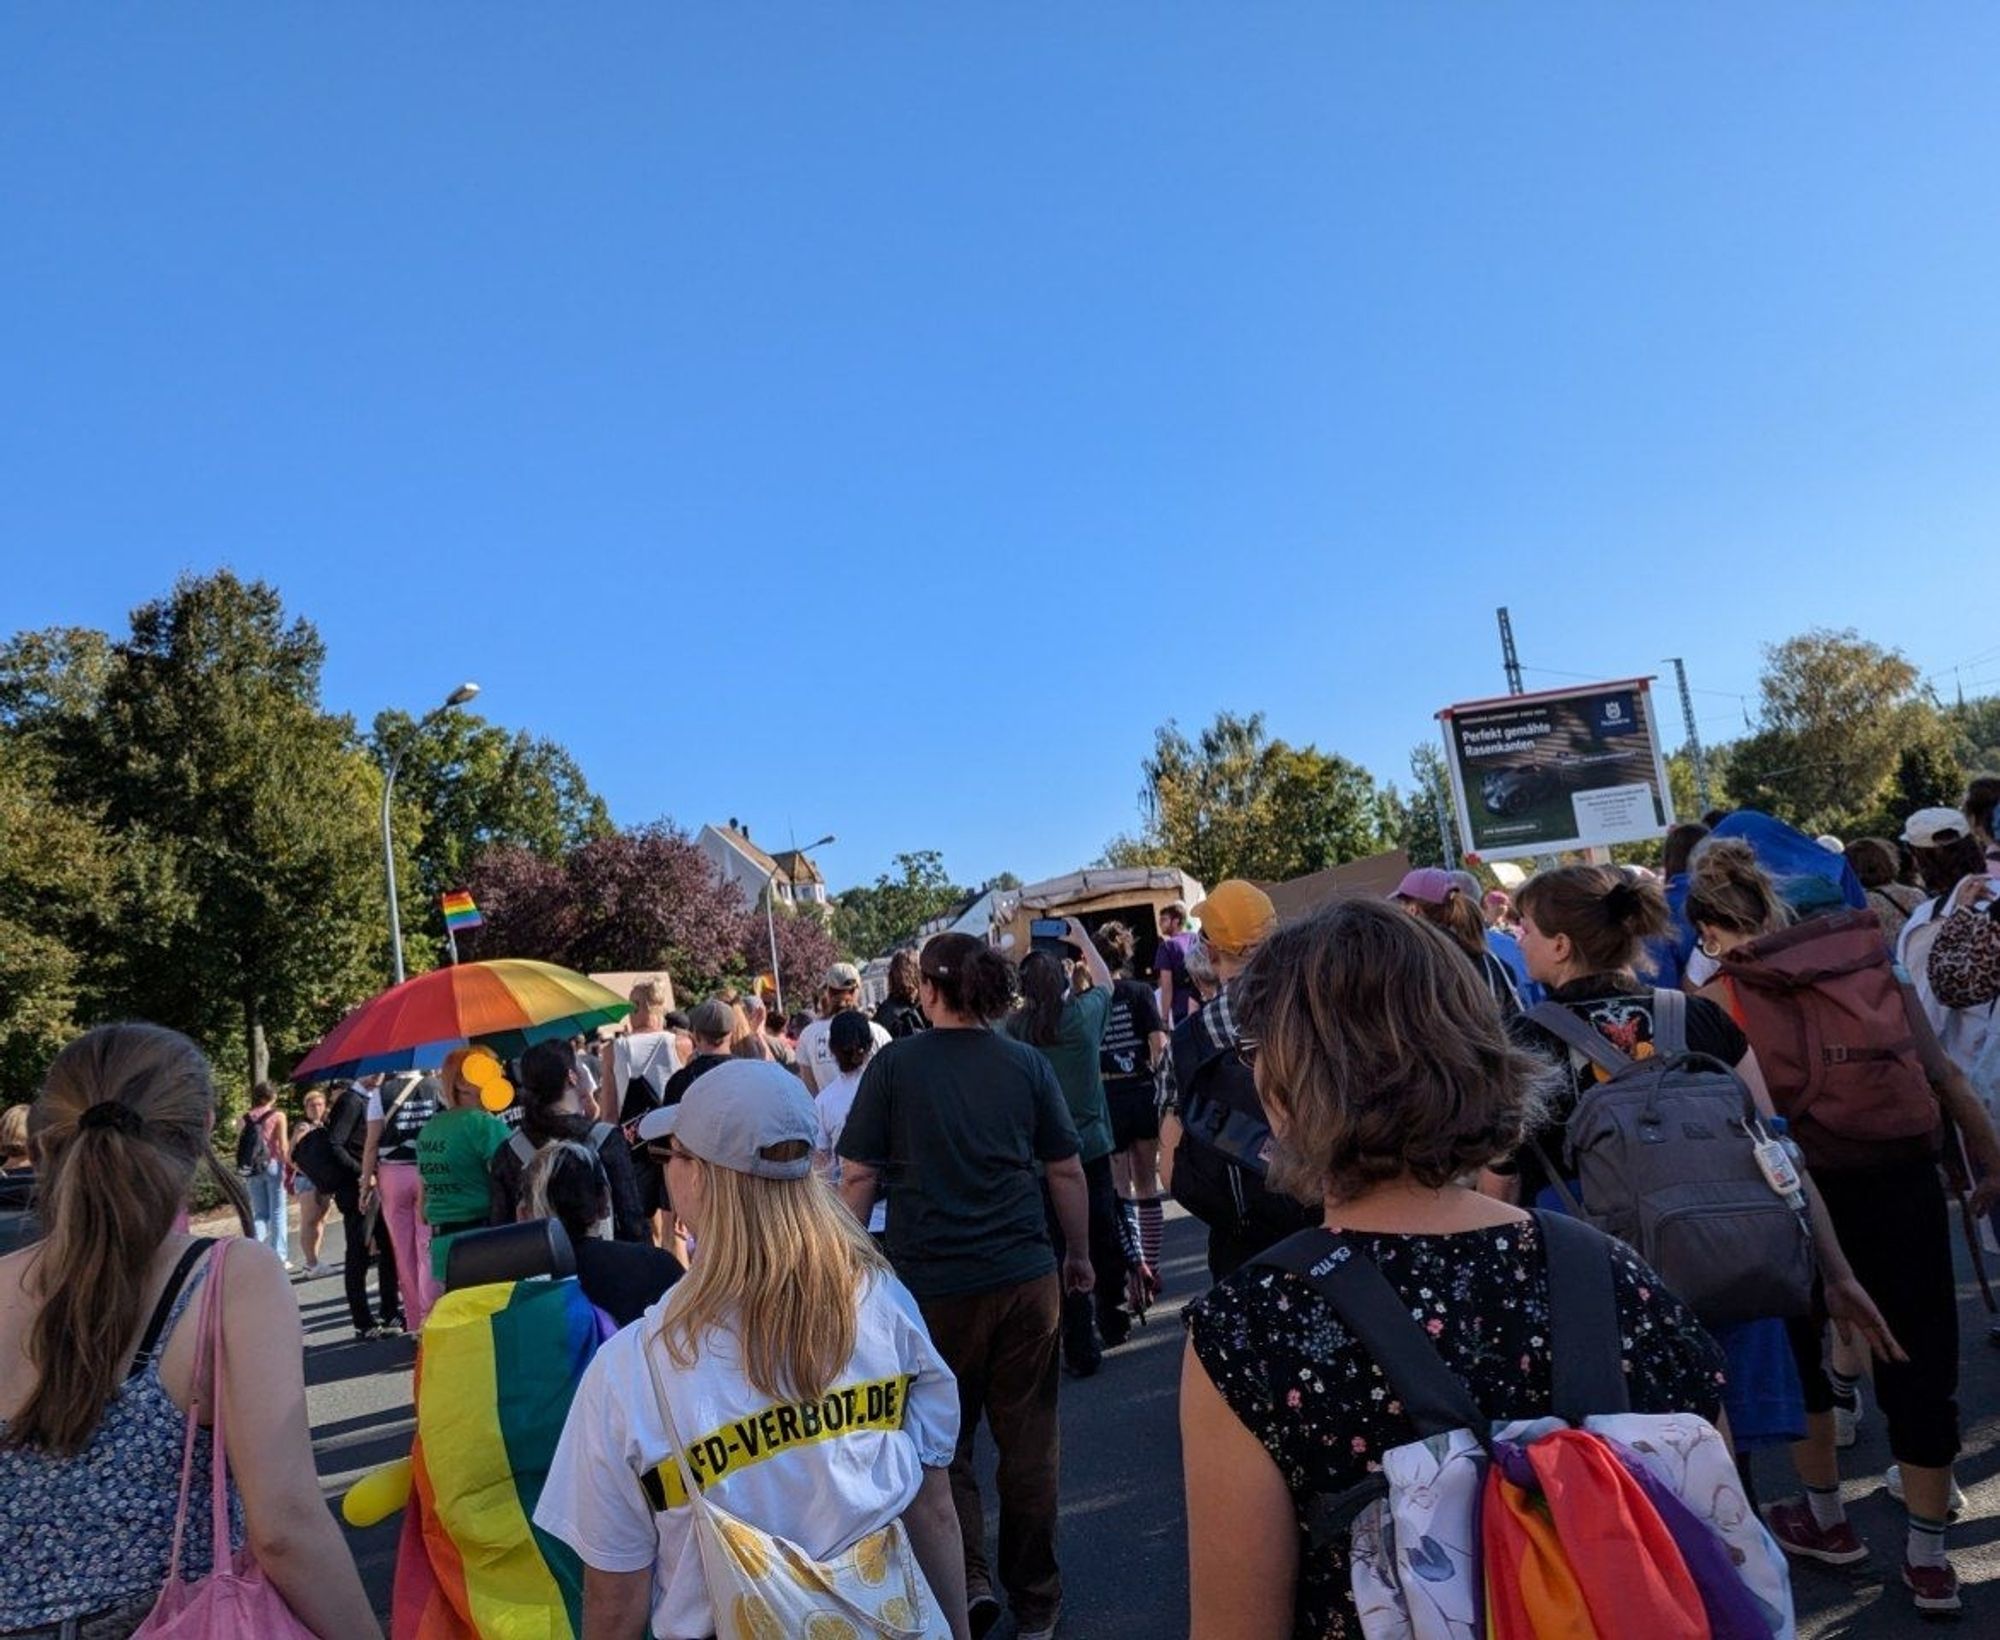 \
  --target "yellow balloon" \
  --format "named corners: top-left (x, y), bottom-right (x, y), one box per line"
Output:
top-left (342, 1456), bottom-right (413, 1527)
top-left (480, 1078), bottom-right (514, 1112)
